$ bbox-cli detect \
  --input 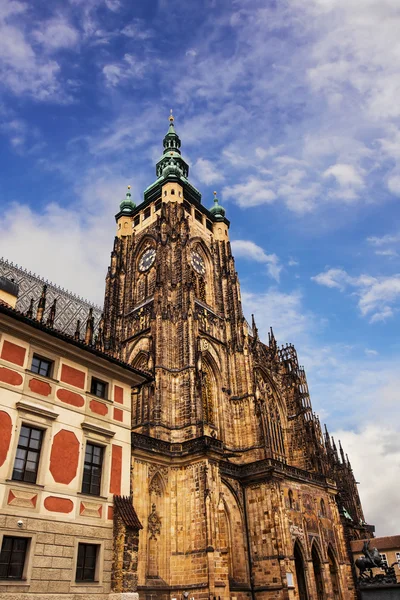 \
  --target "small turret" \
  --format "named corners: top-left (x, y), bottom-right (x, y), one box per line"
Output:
top-left (115, 186), bottom-right (135, 237)
top-left (210, 191), bottom-right (226, 221)
top-left (118, 185), bottom-right (136, 215)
